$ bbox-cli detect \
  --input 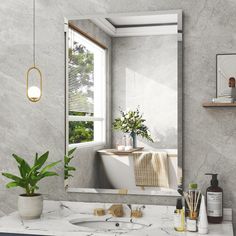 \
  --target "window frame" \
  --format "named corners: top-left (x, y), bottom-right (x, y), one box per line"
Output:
top-left (65, 23), bottom-right (107, 149)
